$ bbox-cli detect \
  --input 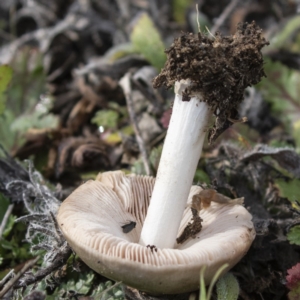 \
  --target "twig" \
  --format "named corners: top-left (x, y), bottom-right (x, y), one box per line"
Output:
top-left (0, 269), bottom-right (14, 290)
top-left (50, 211), bottom-right (65, 241)
top-left (14, 242), bottom-right (72, 288)
top-left (210, 0), bottom-right (240, 35)
top-left (0, 204), bottom-right (14, 238)
top-left (149, 131), bottom-right (166, 148)
top-left (119, 73), bottom-right (152, 176)
top-left (0, 257), bottom-right (39, 298)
